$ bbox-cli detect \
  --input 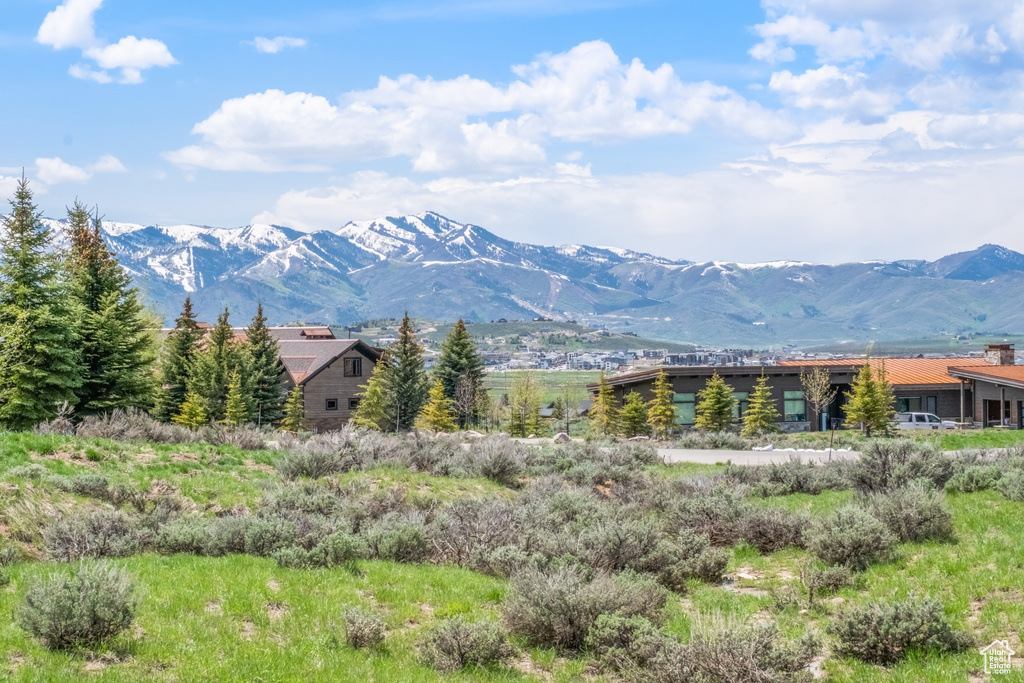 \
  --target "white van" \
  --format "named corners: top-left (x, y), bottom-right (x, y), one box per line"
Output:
top-left (895, 412), bottom-right (956, 430)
